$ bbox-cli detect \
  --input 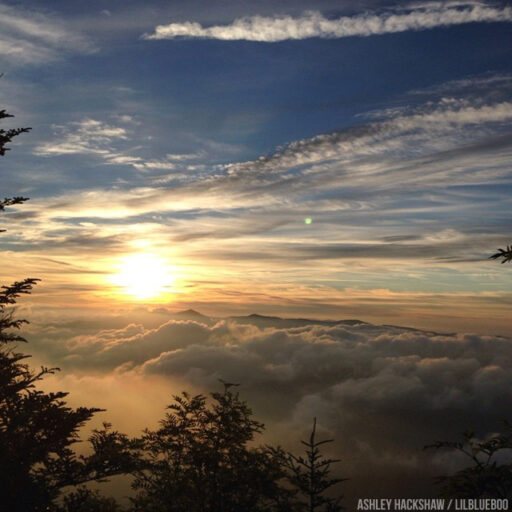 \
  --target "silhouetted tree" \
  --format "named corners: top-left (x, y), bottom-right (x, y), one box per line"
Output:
top-left (0, 108), bottom-right (30, 232)
top-left (490, 245), bottom-right (512, 264)
top-left (0, 195), bottom-right (30, 211)
top-left (426, 423), bottom-right (512, 499)
top-left (0, 108), bottom-right (31, 156)
top-left (285, 418), bottom-right (345, 512)
top-left (131, 382), bottom-right (294, 512)
top-left (0, 107), bottom-right (133, 511)
top-left (58, 487), bottom-right (123, 512)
